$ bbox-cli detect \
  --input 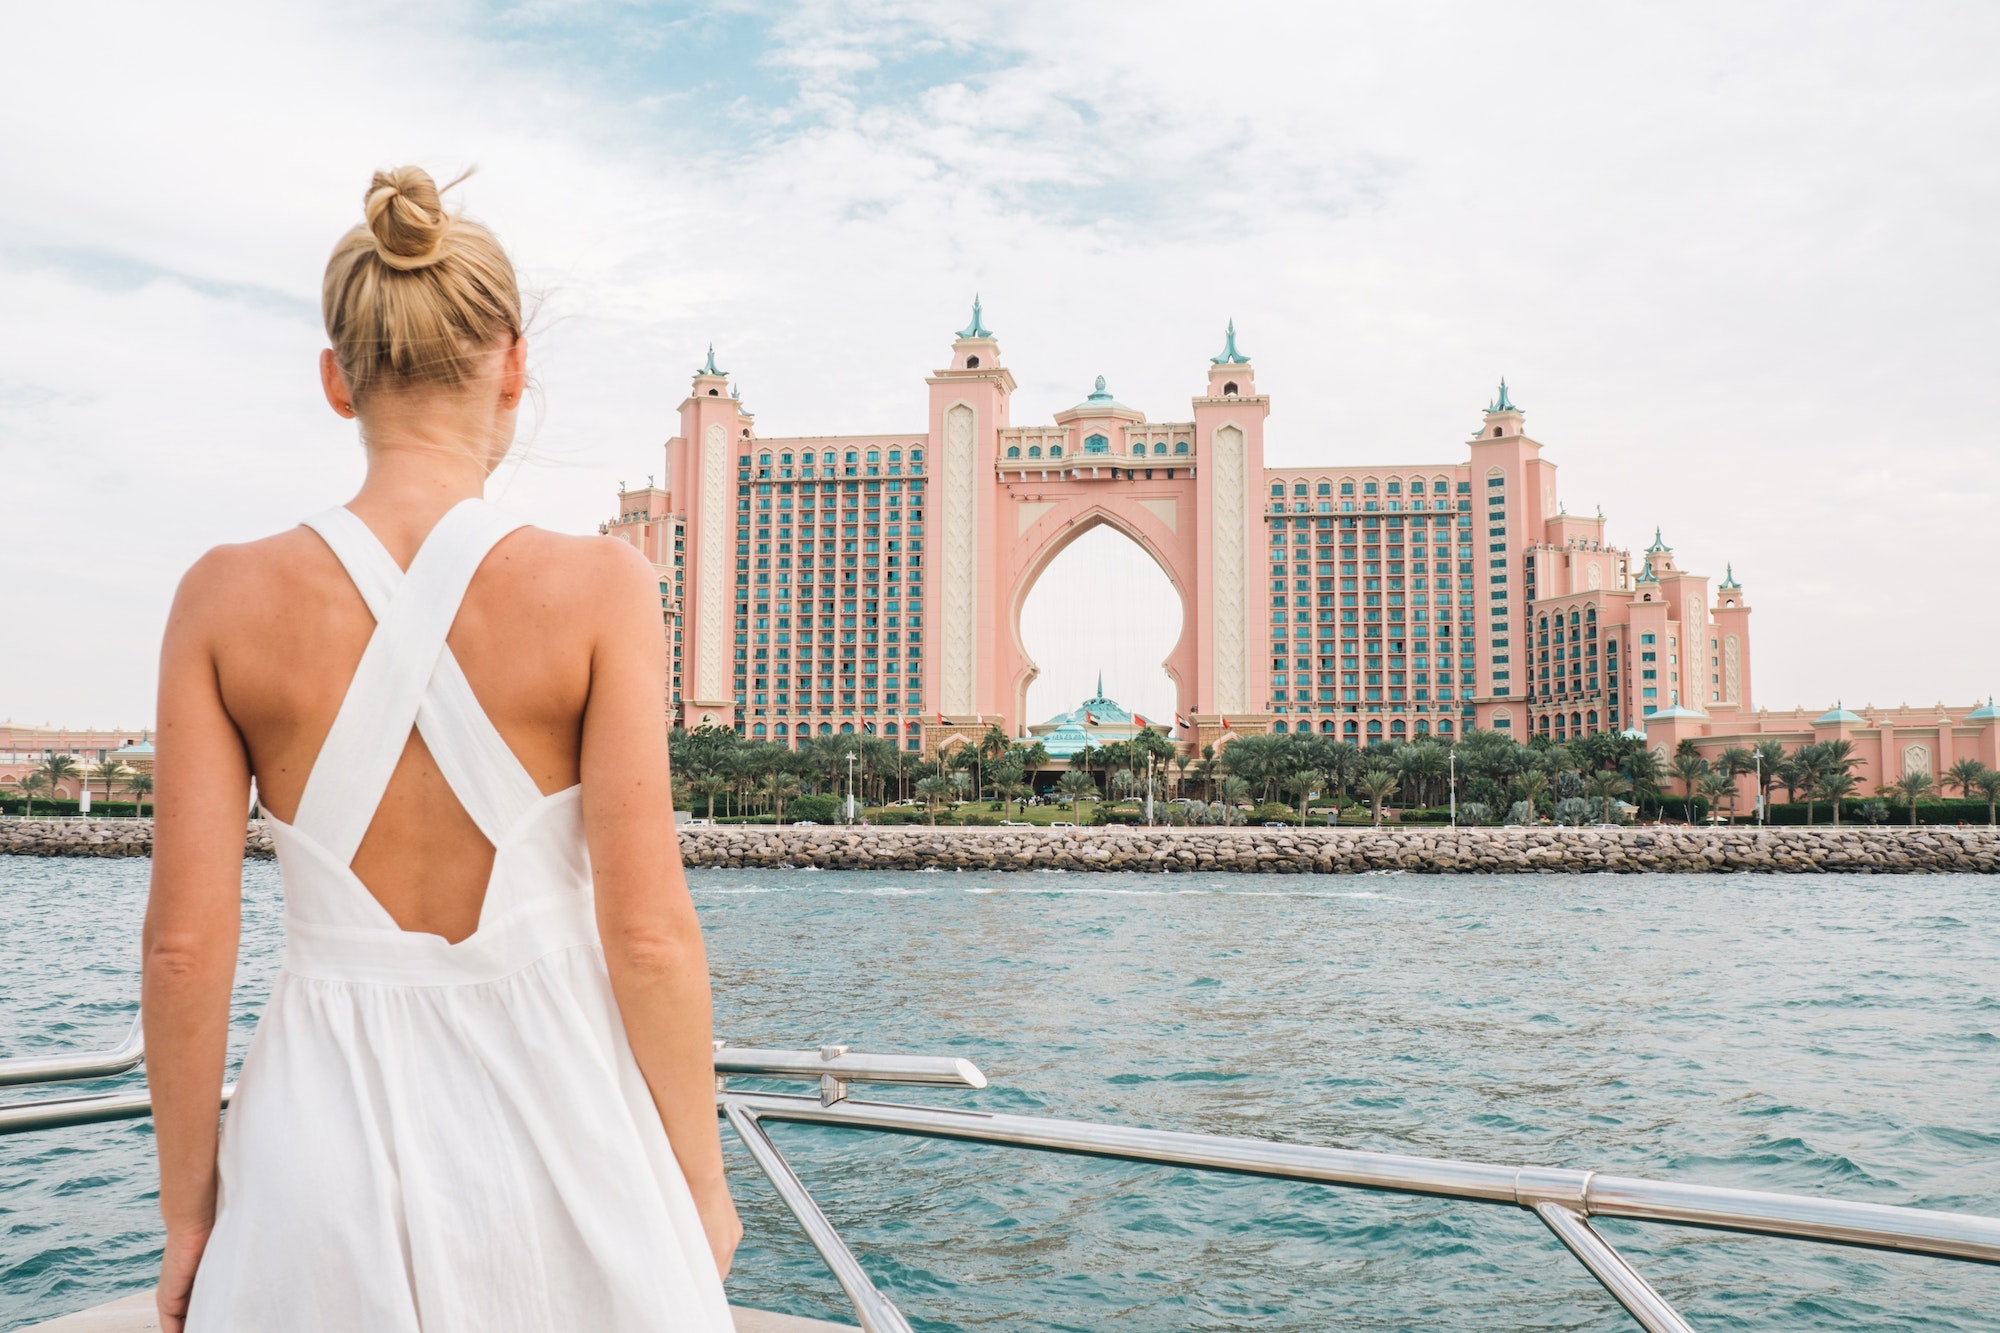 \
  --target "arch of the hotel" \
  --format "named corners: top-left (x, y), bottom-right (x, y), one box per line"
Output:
top-left (1001, 503), bottom-right (1194, 732)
